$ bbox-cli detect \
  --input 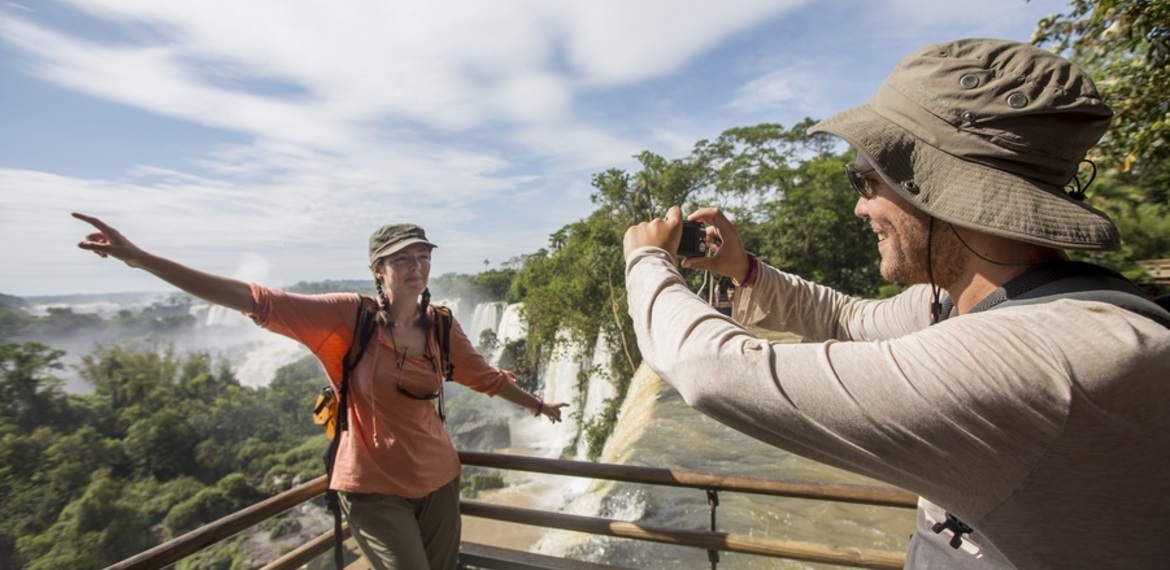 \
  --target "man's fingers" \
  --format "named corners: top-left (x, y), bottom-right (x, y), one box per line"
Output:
top-left (663, 205), bottom-right (682, 224)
